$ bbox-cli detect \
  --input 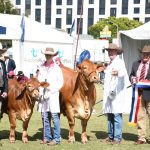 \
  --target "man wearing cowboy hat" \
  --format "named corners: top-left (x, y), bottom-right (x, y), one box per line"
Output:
top-left (36, 47), bottom-right (63, 146)
top-left (130, 45), bottom-right (150, 145)
top-left (102, 43), bottom-right (131, 145)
